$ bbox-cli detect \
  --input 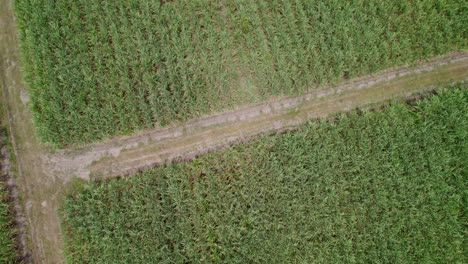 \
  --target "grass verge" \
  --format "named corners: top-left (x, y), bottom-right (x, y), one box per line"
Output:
top-left (0, 127), bottom-right (20, 263)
